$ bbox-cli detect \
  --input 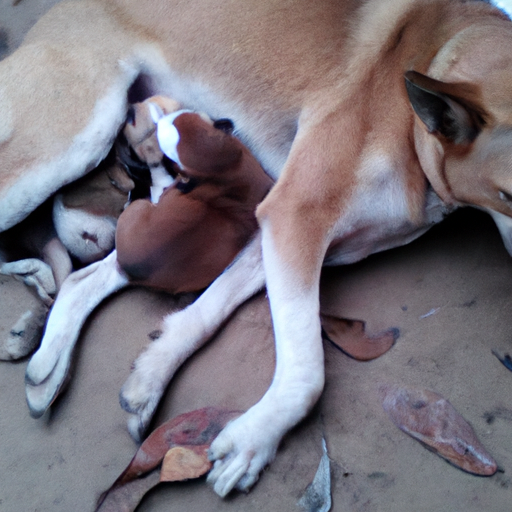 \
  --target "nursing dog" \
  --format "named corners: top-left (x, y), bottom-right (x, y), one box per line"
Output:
top-left (3, 0), bottom-right (512, 498)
